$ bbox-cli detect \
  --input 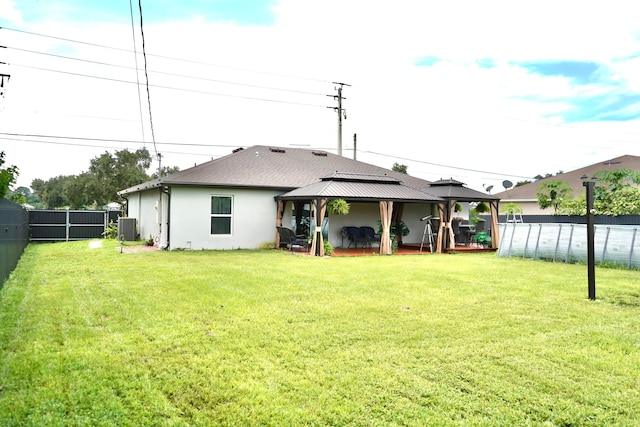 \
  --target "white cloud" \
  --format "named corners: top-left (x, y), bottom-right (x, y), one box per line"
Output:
top-left (2, 0), bottom-right (640, 193)
top-left (0, 0), bottom-right (22, 25)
